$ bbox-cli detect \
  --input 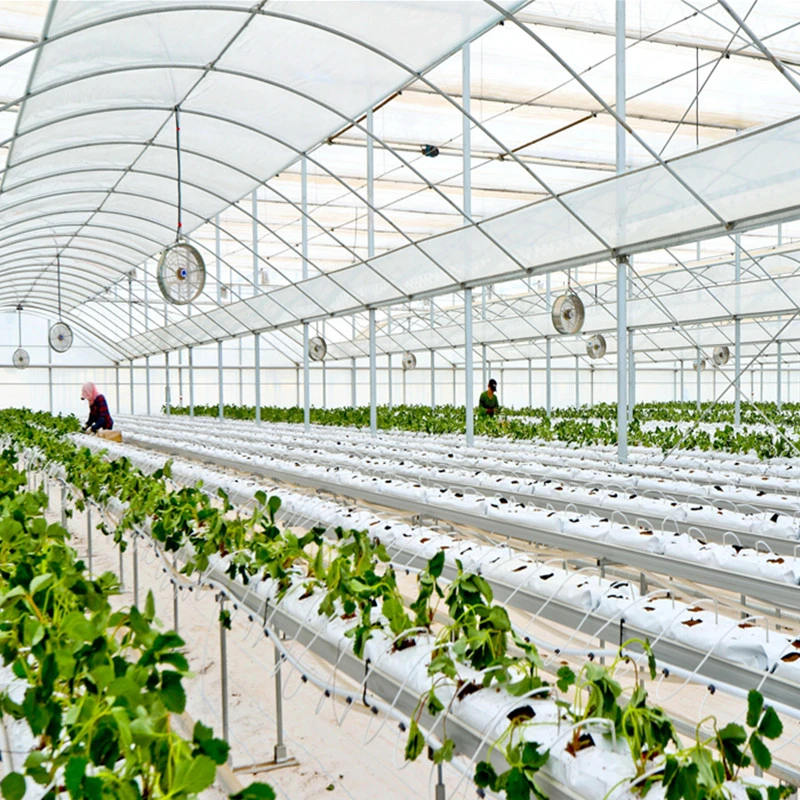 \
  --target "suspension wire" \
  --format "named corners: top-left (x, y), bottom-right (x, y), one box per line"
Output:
top-left (175, 105), bottom-right (182, 242)
top-left (56, 253), bottom-right (62, 320)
